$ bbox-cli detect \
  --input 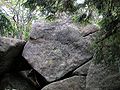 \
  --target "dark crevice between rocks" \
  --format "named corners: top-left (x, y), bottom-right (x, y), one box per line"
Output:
top-left (0, 56), bottom-right (49, 90)
top-left (0, 72), bottom-right (37, 90)
top-left (12, 51), bottom-right (49, 89)
top-left (27, 69), bottom-right (49, 90)
top-left (0, 44), bottom-right (39, 89)
top-left (9, 48), bottom-right (49, 89)
top-left (9, 44), bottom-right (32, 73)
top-left (0, 47), bottom-right (30, 80)
top-left (11, 55), bottom-right (32, 72)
